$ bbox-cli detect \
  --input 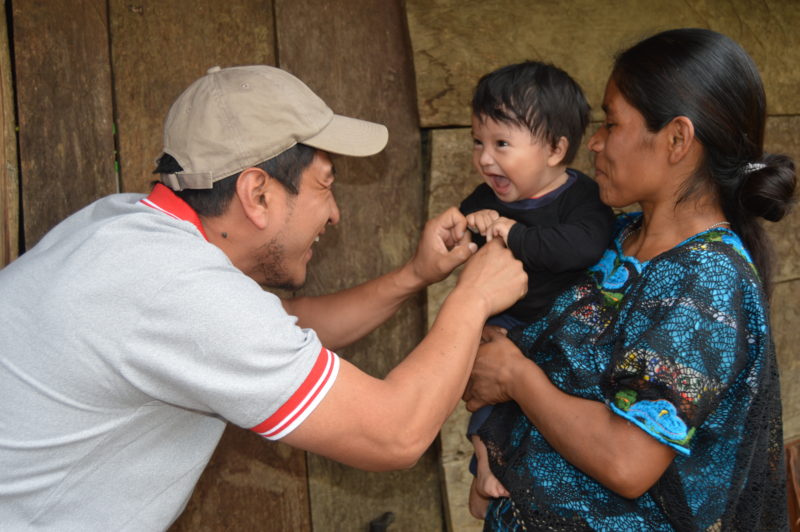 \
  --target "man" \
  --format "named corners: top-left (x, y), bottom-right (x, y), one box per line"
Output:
top-left (0, 65), bottom-right (526, 530)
